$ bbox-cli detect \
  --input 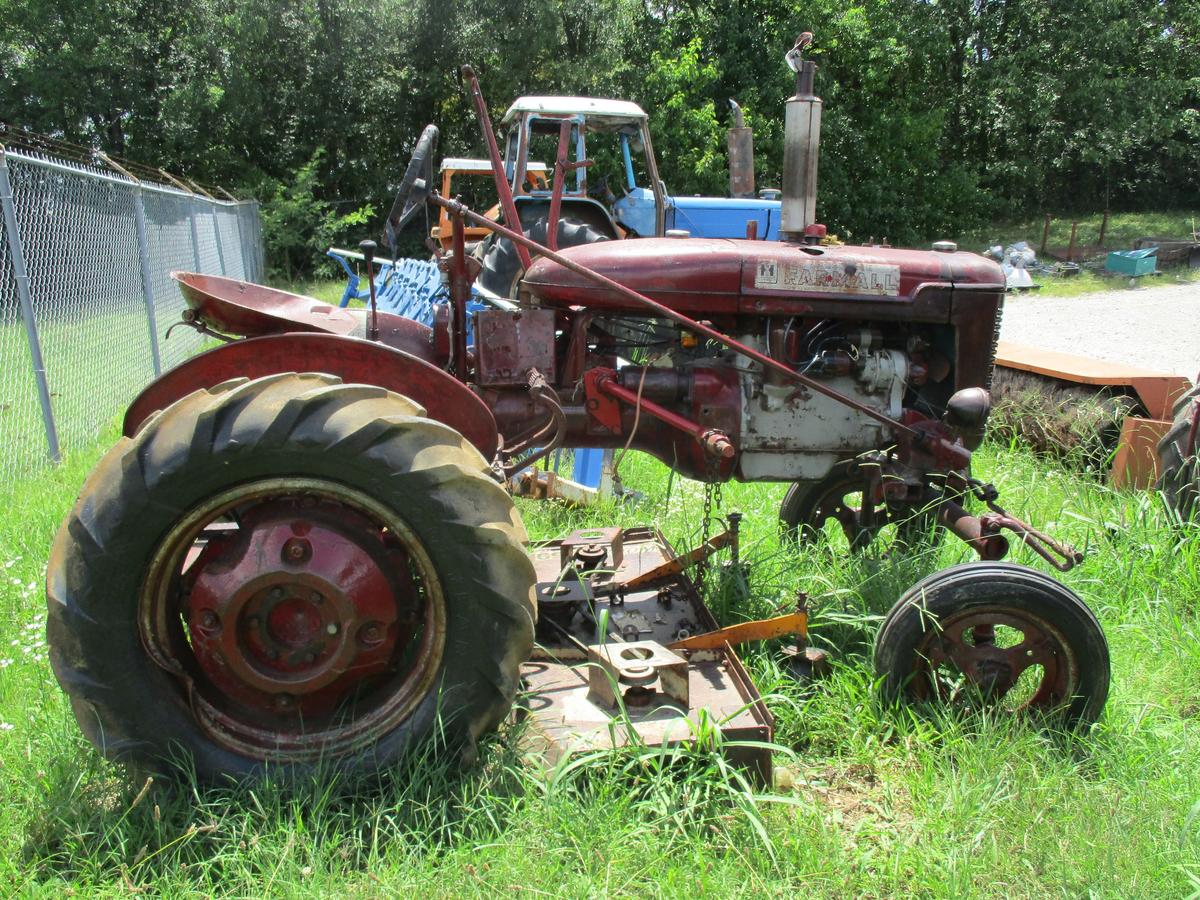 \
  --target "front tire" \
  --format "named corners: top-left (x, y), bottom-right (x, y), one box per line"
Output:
top-left (874, 562), bottom-right (1109, 727)
top-left (47, 373), bottom-right (535, 782)
top-left (779, 459), bottom-right (943, 552)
